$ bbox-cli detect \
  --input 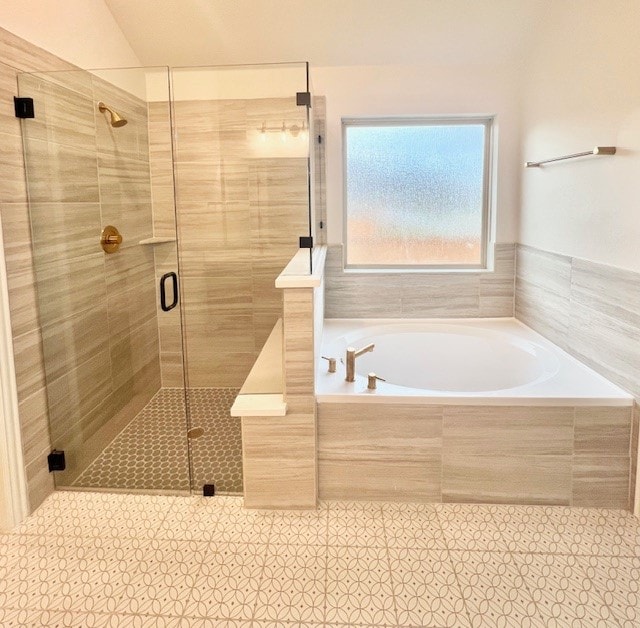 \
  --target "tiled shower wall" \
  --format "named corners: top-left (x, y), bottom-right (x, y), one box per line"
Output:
top-left (515, 243), bottom-right (640, 508)
top-left (324, 243), bottom-right (515, 318)
top-left (0, 28), bottom-right (84, 509)
top-left (0, 27), bottom-right (161, 508)
top-left (149, 97), bottom-right (311, 388)
top-left (21, 71), bottom-right (161, 488)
